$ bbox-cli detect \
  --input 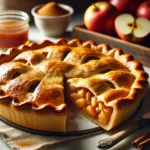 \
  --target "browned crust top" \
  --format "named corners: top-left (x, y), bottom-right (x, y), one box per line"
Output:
top-left (0, 38), bottom-right (149, 112)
